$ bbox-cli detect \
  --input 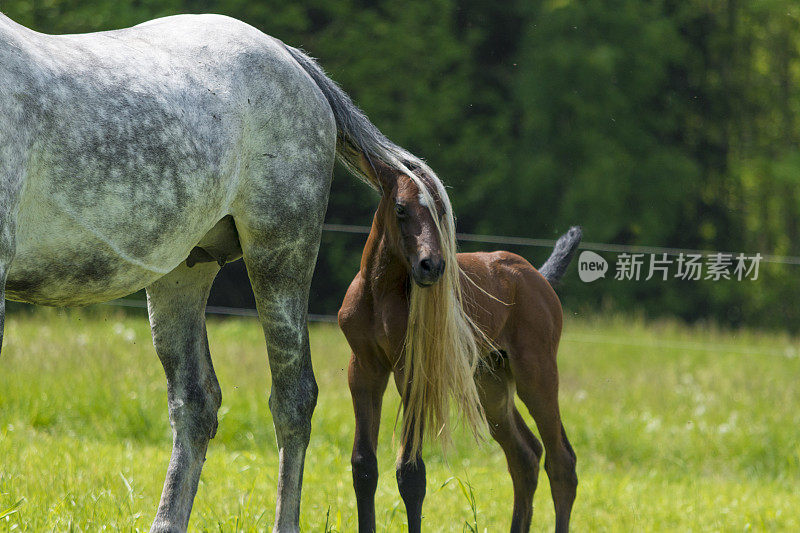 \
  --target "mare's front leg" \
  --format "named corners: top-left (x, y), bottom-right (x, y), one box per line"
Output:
top-left (393, 374), bottom-right (427, 533)
top-left (347, 347), bottom-right (390, 532)
top-left (147, 261), bottom-right (222, 533)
